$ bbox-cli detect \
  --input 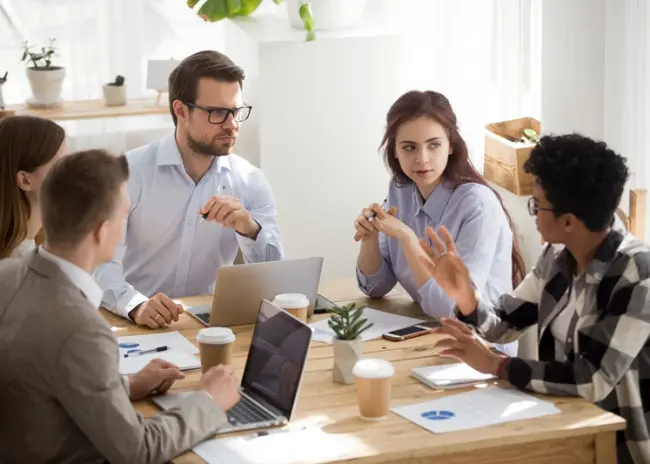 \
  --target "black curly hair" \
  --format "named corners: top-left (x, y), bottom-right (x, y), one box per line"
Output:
top-left (523, 133), bottom-right (629, 232)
